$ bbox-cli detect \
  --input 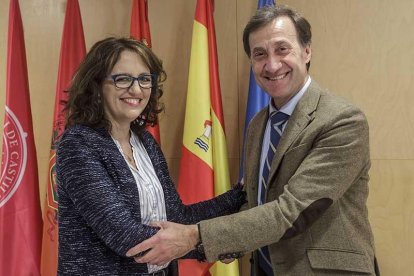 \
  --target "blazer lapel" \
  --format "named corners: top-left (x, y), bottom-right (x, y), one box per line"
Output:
top-left (267, 81), bottom-right (321, 191)
top-left (244, 109), bottom-right (268, 207)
